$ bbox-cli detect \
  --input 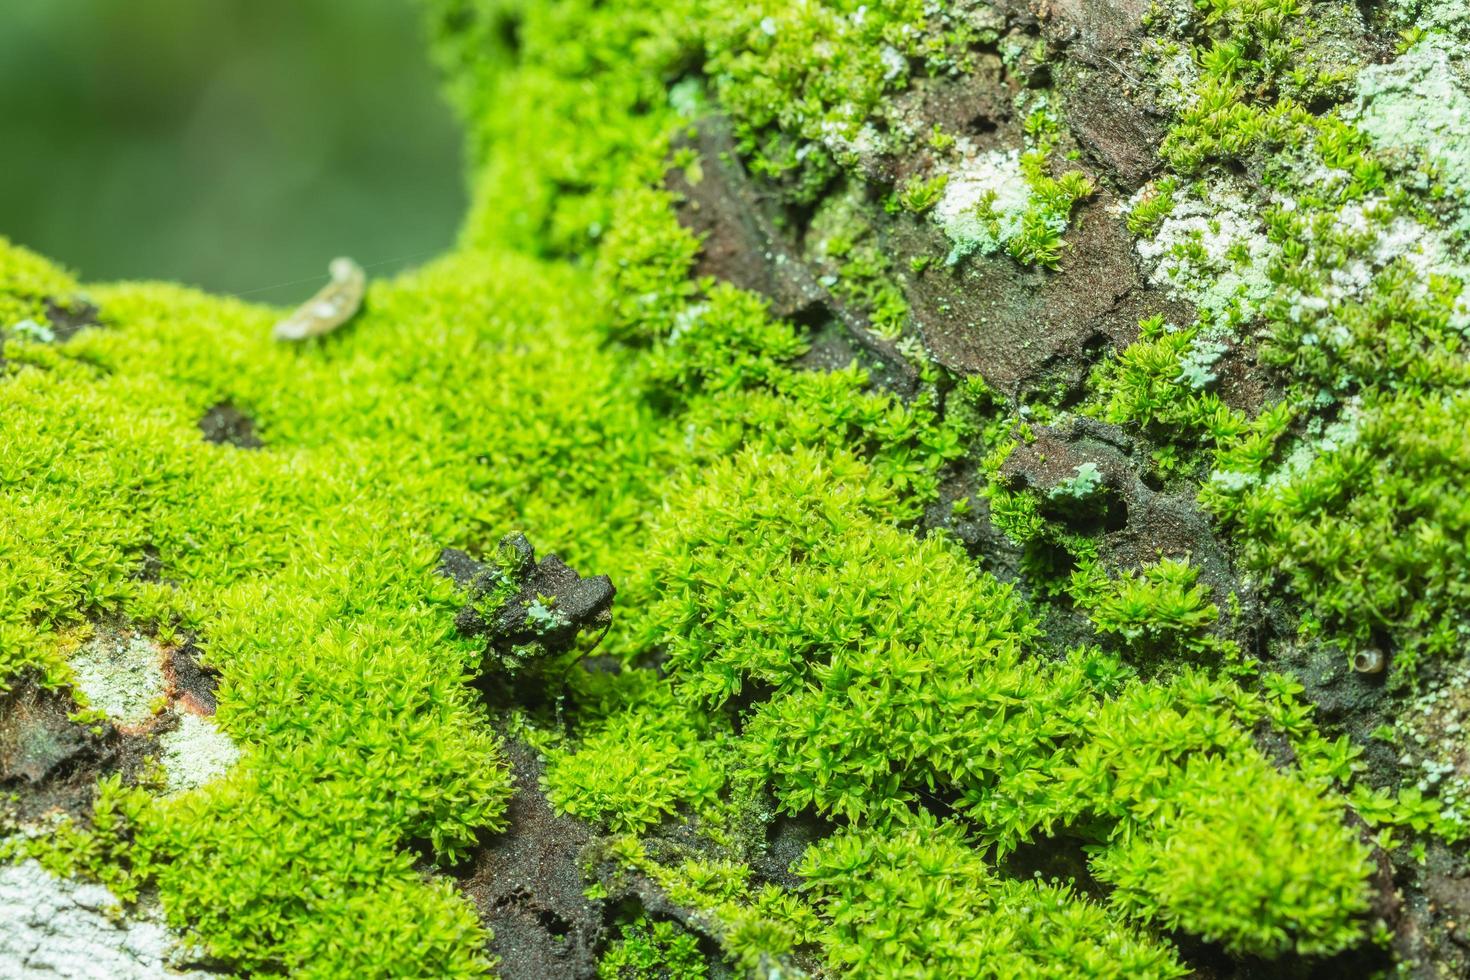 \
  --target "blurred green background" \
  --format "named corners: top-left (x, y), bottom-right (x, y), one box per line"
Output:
top-left (0, 0), bottom-right (464, 304)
